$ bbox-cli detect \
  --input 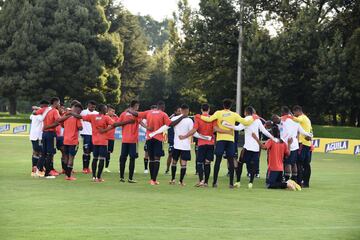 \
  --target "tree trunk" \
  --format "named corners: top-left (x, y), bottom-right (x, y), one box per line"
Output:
top-left (8, 97), bottom-right (17, 115)
top-left (340, 111), bottom-right (346, 126)
top-left (332, 111), bottom-right (337, 125)
top-left (349, 108), bottom-right (356, 126)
